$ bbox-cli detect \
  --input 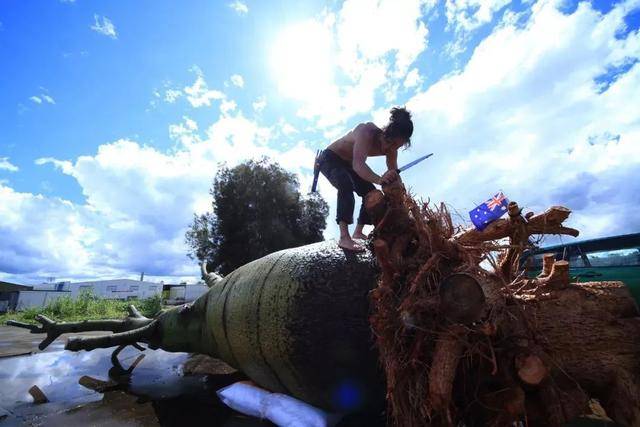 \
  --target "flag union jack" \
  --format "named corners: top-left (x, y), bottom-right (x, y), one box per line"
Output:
top-left (486, 192), bottom-right (507, 211)
top-left (468, 192), bottom-right (510, 231)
